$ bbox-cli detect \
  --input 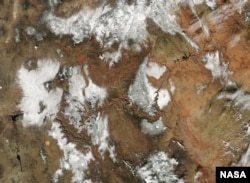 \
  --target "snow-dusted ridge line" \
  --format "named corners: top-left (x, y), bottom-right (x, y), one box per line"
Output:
top-left (43, 0), bottom-right (214, 65)
top-left (64, 65), bottom-right (108, 132)
top-left (17, 59), bottom-right (116, 181)
top-left (202, 51), bottom-right (231, 83)
top-left (238, 146), bottom-right (250, 166)
top-left (85, 113), bottom-right (116, 162)
top-left (49, 121), bottom-right (94, 183)
top-left (217, 80), bottom-right (250, 166)
top-left (64, 66), bottom-right (86, 131)
top-left (217, 81), bottom-right (250, 111)
top-left (137, 151), bottom-right (184, 183)
top-left (128, 57), bottom-right (170, 114)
